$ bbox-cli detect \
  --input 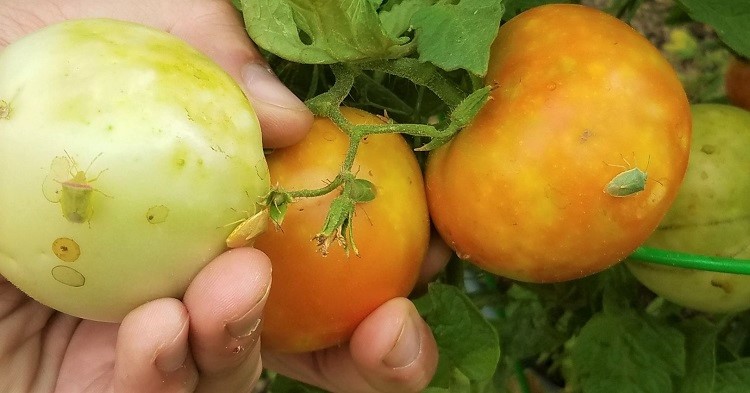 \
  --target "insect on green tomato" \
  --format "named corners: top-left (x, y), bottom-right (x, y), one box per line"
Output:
top-left (254, 108), bottom-right (430, 353)
top-left (43, 153), bottom-right (107, 223)
top-left (426, 4), bottom-right (691, 283)
top-left (0, 19), bottom-right (269, 322)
